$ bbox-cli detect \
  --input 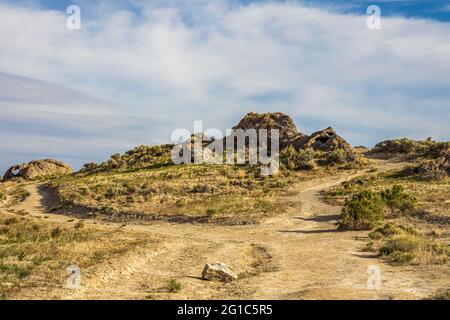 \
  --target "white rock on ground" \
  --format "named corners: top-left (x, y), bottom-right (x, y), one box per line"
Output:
top-left (202, 263), bottom-right (238, 283)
